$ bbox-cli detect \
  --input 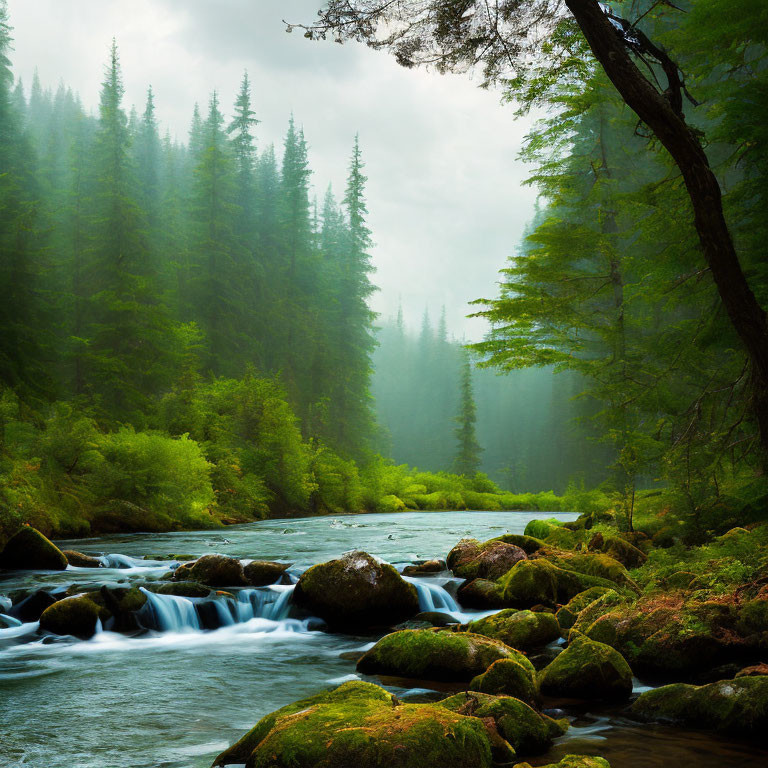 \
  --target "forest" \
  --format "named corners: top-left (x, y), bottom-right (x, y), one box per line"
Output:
top-left (1, 2), bottom-right (768, 768)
